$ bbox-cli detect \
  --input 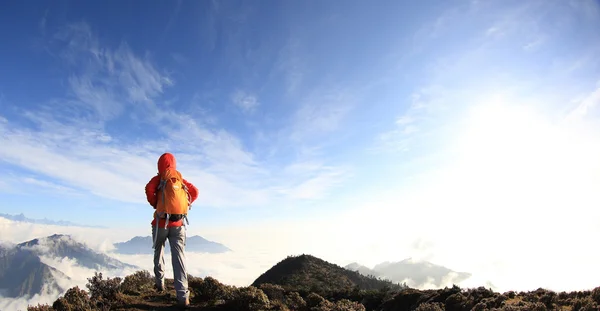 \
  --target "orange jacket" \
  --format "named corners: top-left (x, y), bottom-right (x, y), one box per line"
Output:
top-left (145, 153), bottom-right (198, 227)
